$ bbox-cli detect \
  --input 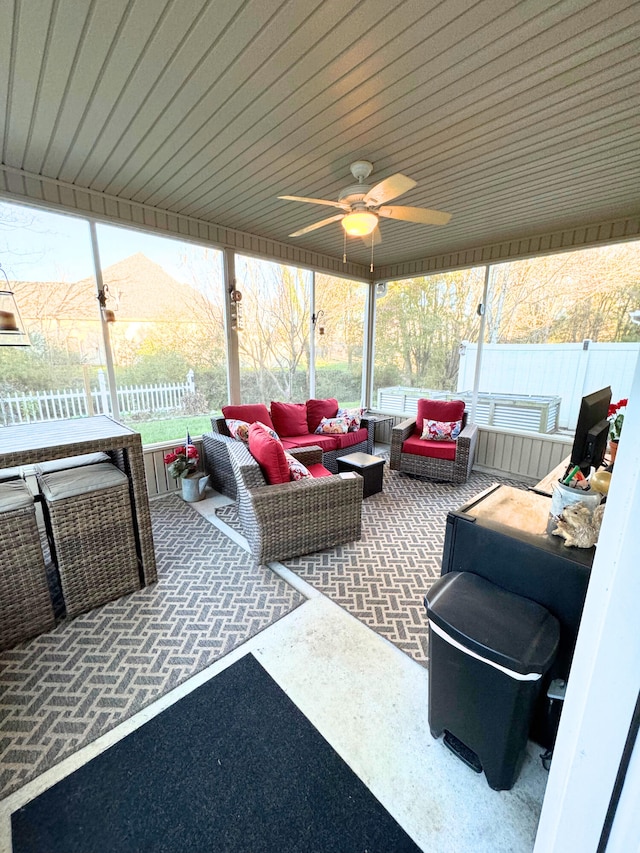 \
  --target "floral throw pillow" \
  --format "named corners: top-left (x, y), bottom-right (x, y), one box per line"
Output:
top-left (255, 421), bottom-right (281, 442)
top-left (337, 407), bottom-right (363, 432)
top-left (315, 416), bottom-right (349, 434)
top-left (285, 451), bottom-right (312, 481)
top-left (225, 418), bottom-right (250, 443)
top-left (421, 418), bottom-right (462, 441)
